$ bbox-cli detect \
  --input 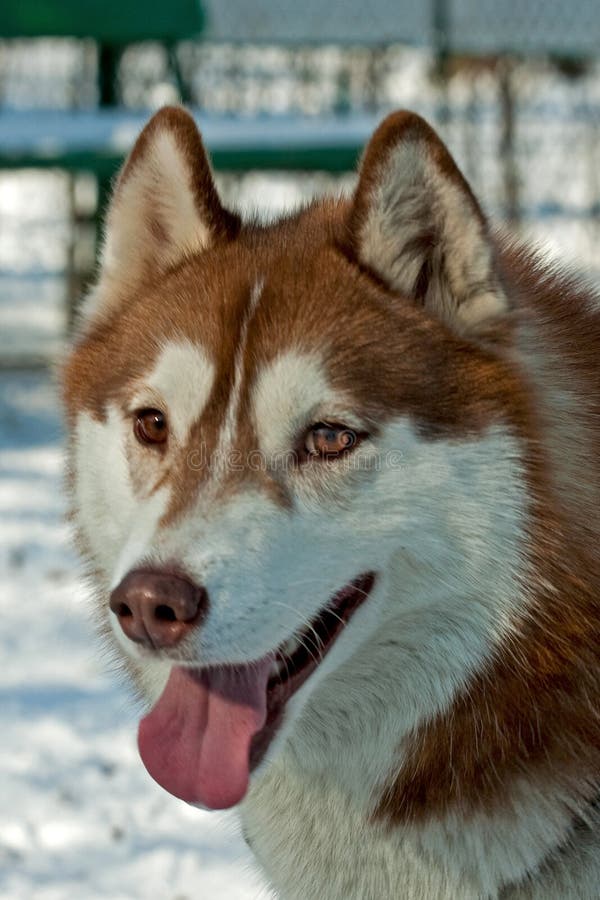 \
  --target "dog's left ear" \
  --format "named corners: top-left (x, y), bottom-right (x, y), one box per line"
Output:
top-left (349, 111), bottom-right (507, 335)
